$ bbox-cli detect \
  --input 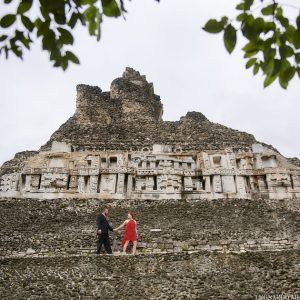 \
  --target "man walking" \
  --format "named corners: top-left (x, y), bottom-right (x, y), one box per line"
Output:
top-left (96, 207), bottom-right (114, 254)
